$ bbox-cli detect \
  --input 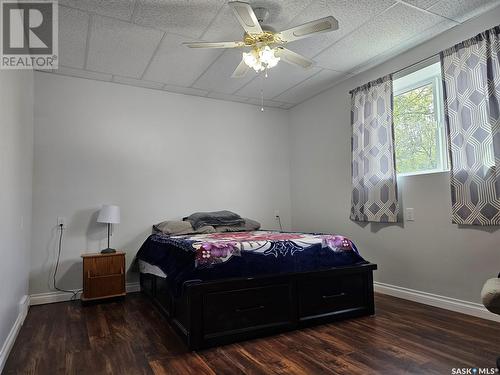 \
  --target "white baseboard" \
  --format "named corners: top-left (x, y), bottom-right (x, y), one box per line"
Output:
top-left (374, 281), bottom-right (500, 323)
top-left (0, 295), bottom-right (30, 373)
top-left (30, 282), bottom-right (141, 306)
